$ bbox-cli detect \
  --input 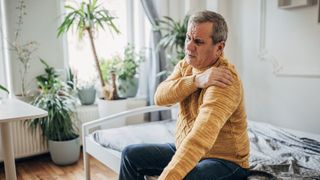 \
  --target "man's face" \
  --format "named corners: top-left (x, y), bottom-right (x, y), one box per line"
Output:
top-left (185, 22), bottom-right (224, 69)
